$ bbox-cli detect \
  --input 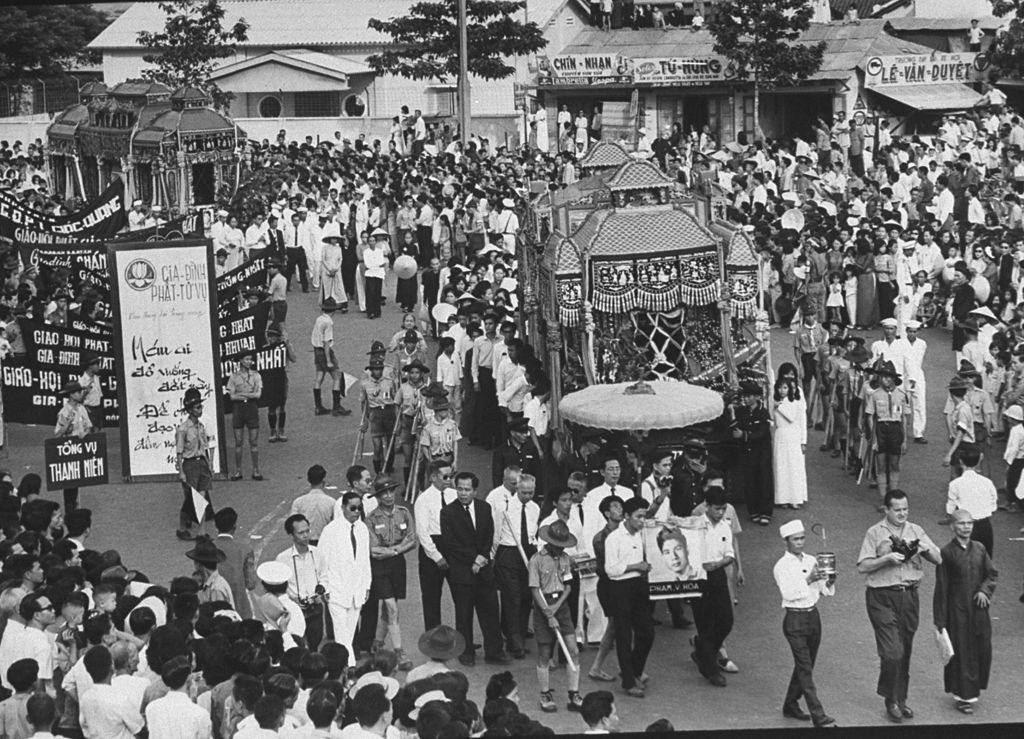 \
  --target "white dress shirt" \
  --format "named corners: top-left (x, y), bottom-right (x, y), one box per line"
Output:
top-left (1004, 424), bottom-right (1024, 465)
top-left (144, 690), bottom-right (212, 739)
top-left (414, 485), bottom-right (455, 563)
top-left (772, 551), bottom-right (835, 609)
top-left (80, 683), bottom-right (144, 739)
top-left (111, 673), bottom-right (148, 714)
top-left (539, 509), bottom-right (583, 557)
top-left (580, 482), bottom-right (630, 558)
top-left (0, 624), bottom-right (50, 689)
top-left (946, 468), bottom-right (998, 519)
top-left (603, 525), bottom-right (646, 580)
top-left (490, 494), bottom-right (539, 553)
top-left (700, 515), bottom-right (735, 564)
top-left (275, 545), bottom-right (327, 603)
